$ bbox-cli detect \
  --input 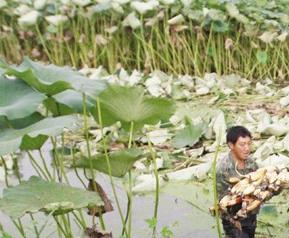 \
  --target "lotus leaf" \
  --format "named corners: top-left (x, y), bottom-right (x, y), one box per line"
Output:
top-left (3, 57), bottom-right (107, 96)
top-left (91, 85), bottom-right (175, 131)
top-left (52, 90), bottom-right (96, 114)
top-left (6, 112), bottom-right (44, 129)
top-left (74, 148), bottom-right (143, 177)
top-left (43, 97), bottom-right (74, 116)
top-left (172, 123), bottom-right (205, 148)
top-left (0, 176), bottom-right (104, 219)
top-left (0, 75), bottom-right (46, 120)
top-left (0, 115), bottom-right (79, 156)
